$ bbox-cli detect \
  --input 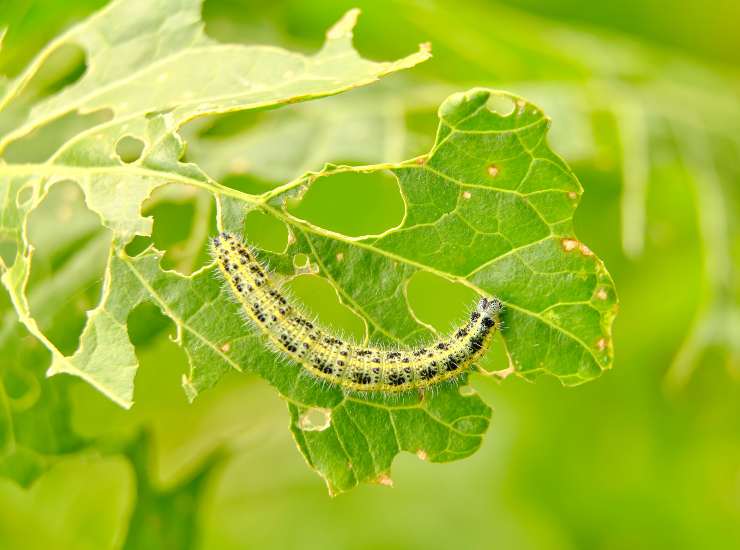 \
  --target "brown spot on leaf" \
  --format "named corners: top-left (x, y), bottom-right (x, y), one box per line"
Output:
top-left (562, 238), bottom-right (594, 256)
top-left (561, 238), bottom-right (579, 251)
top-left (376, 473), bottom-right (394, 487)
